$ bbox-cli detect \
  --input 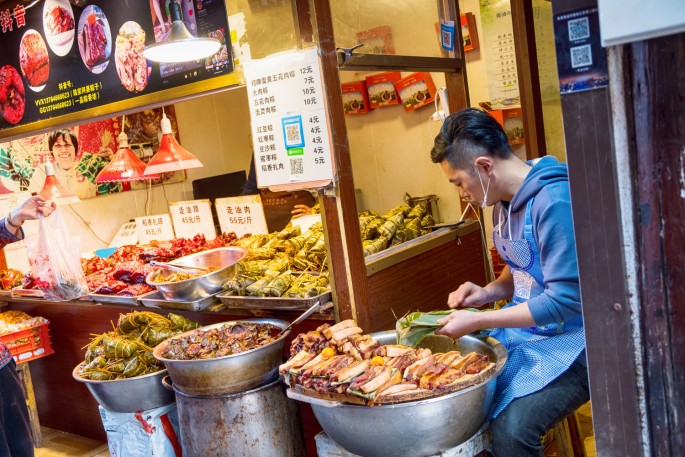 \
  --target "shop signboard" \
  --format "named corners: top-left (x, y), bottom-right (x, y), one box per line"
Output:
top-left (135, 213), bottom-right (174, 244)
top-left (243, 47), bottom-right (334, 190)
top-left (169, 199), bottom-right (215, 240)
top-left (0, 0), bottom-right (236, 141)
top-left (109, 221), bottom-right (138, 248)
top-left (215, 194), bottom-right (268, 238)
